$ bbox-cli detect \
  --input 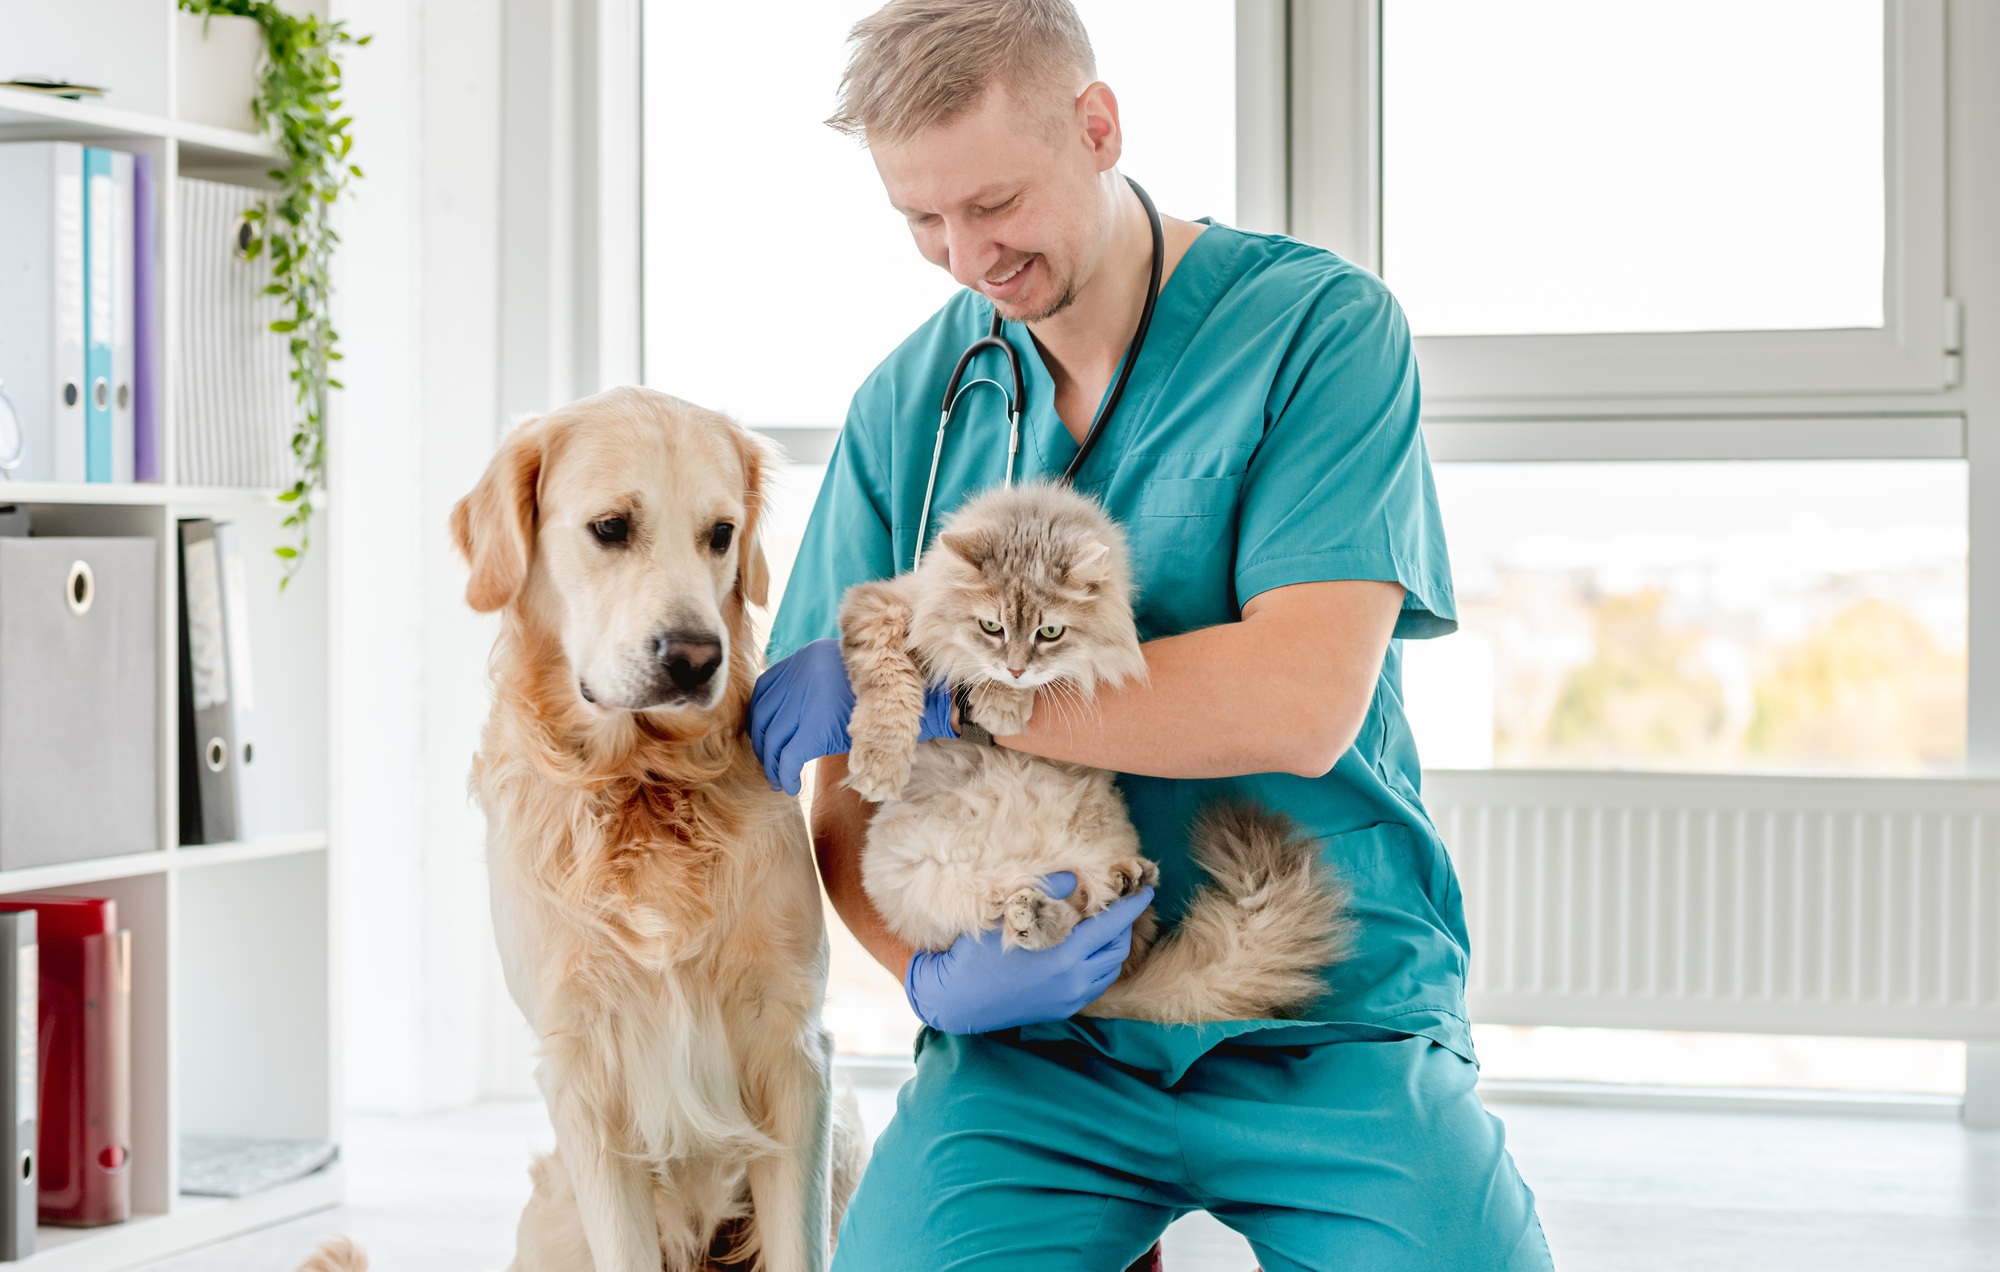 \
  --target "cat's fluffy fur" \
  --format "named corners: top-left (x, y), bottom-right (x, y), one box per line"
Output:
top-left (840, 482), bottom-right (1353, 1024)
